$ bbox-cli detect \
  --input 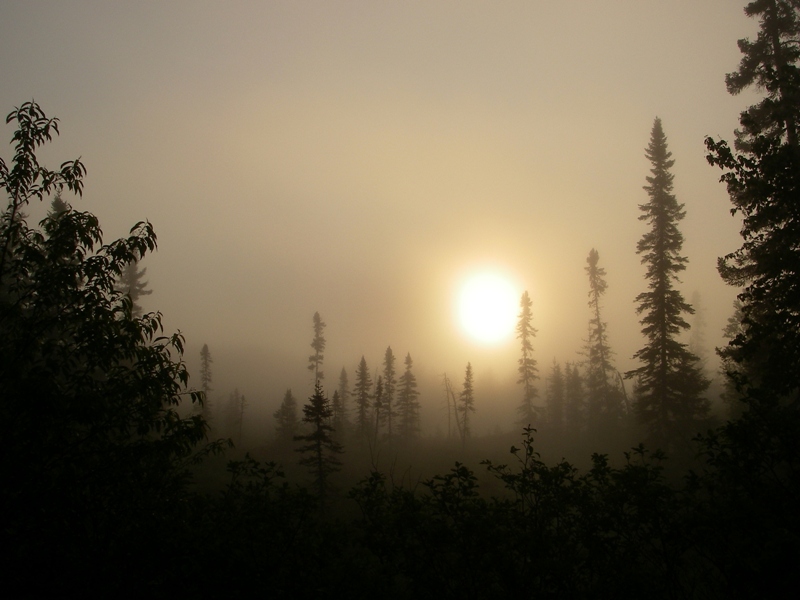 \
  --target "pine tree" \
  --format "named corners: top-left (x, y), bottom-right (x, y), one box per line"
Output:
top-left (274, 388), bottom-right (299, 444)
top-left (352, 356), bottom-right (373, 438)
top-left (381, 346), bottom-right (397, 439)
top-left (199, 343), bottom-right (213, 422)
top-left (627, 118), bottom-right (710, 446)
top-left (307, 311), bottom-right (326, 383)
top-left (294, 381), bottom-right (343, 504)
top-left (459, 362), bottom-right (475, 442)
top-left (516, 291), bottom-right (540, 427)
top-left (706, 0), bottom-right (800, 401)
top-left (546, 360), bottom-right (565, 430)
top-left (116, 260), bottom-right (152, 317)
top-left (584, 248), bottom-right (623, 428)
top-left (397, 352), bottom-right (421, 441)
